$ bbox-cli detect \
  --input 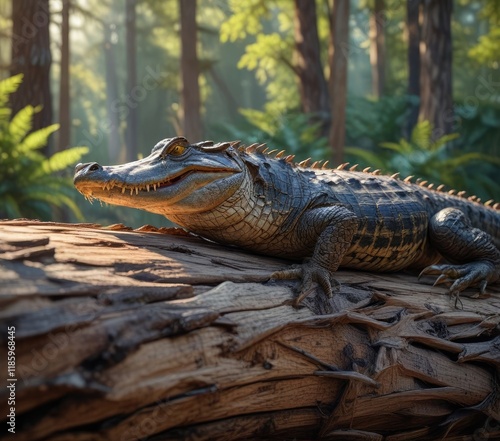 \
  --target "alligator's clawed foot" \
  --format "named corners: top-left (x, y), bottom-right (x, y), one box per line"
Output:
top-left (271, 262), bottom-right (340, 305)
top-left (419, 261), bottom-right (497, 307)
